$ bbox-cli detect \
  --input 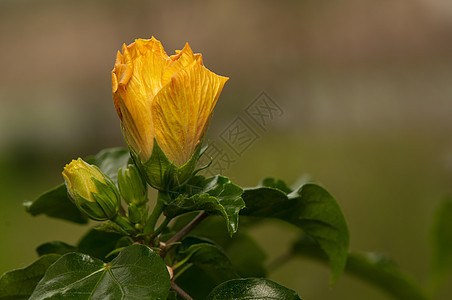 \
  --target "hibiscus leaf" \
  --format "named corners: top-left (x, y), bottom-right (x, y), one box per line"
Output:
top-left (29, 244), bottom-right (170, 300)
top-left (164, 175), bottom-right (245, 236)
